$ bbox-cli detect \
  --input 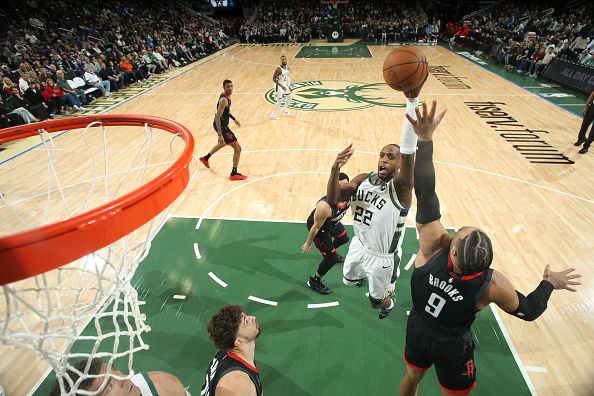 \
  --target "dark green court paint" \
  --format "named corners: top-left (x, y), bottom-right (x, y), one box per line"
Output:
top-left (295, 42), bottom-right (372, 58)
top-left (33, 218), bottom-right (530, 395)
